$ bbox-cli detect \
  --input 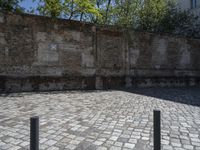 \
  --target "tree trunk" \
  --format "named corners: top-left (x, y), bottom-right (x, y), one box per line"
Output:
top-left (69, 0), bottom-right (74, 20)
top-left (80, 12), bottom-right (84, 21)
top-left (104, 0), bottom-right (111, 24)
